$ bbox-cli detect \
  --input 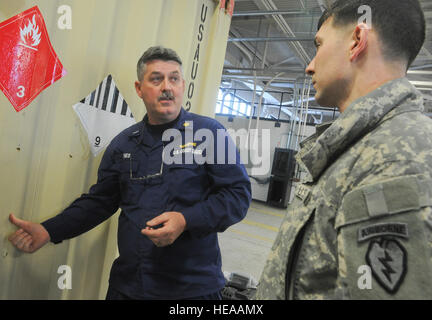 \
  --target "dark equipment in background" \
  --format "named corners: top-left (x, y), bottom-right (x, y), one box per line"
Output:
top-left (221, 272), bottom-right (257, 300)
top-left (267, 148), bottom-right (297, 208)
